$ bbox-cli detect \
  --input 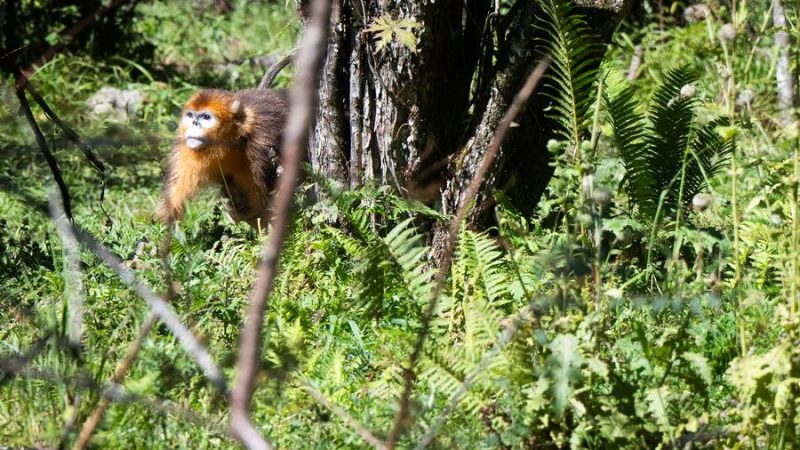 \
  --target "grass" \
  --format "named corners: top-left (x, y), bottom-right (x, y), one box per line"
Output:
top-left (1, 0), bottom-right (799, 449)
